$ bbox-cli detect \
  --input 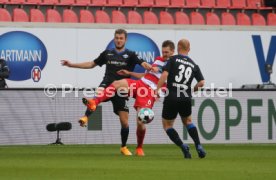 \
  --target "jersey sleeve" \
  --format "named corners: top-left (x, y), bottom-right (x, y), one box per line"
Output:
top-left (93, 51), bottom-right (106, 67)
top-left (194, 65), bottom-right (204, 82)
top-left (131, 52), bottom-right (145, 65)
